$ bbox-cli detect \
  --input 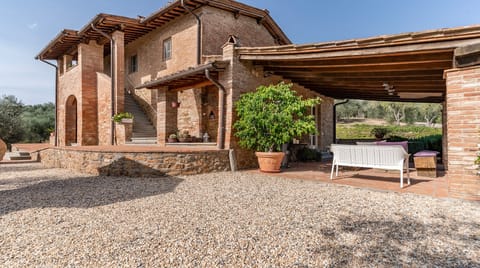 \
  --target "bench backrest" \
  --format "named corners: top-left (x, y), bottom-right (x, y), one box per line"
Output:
top-left (331, 144), bottom-right (408, 169)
